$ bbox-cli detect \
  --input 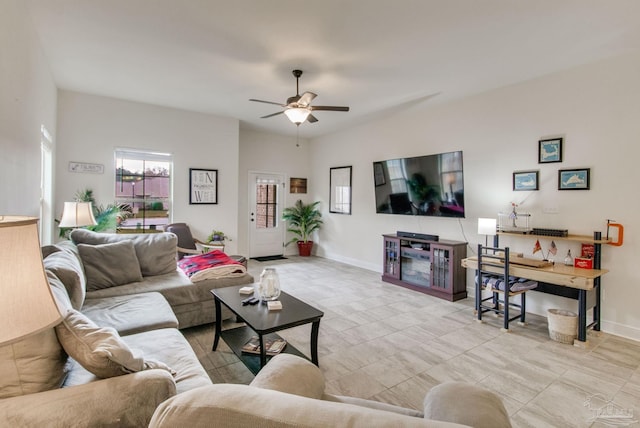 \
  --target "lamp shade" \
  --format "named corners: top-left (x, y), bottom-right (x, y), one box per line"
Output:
top-left (58, 202), bottom-right (97, 228)
top-left (478, 218), bottom-right (497, 235)
top-left (0, 216), bottom-right (62, 345)
top-left (284, 107), bottom-right (311, 124)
